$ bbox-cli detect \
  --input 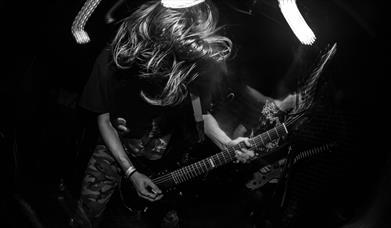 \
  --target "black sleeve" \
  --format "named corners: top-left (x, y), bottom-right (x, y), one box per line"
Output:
top-left (79, 47), bottom-right (115, 114)
top-left (190, 60), bottom-right (229, 114)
